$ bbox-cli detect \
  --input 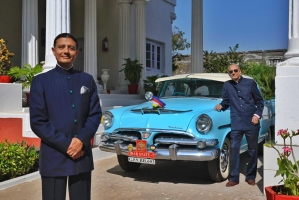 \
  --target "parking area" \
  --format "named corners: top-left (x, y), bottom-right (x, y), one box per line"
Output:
top-left (0, 149), bottom-right (265, 200)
